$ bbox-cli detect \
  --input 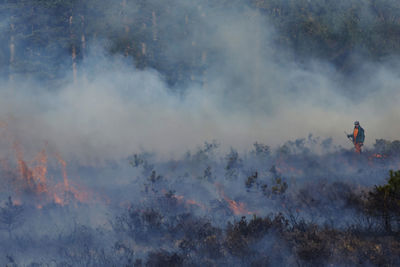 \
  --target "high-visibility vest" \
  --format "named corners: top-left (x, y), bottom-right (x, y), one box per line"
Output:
top-left (353, 128), bottom-right (359, 143)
